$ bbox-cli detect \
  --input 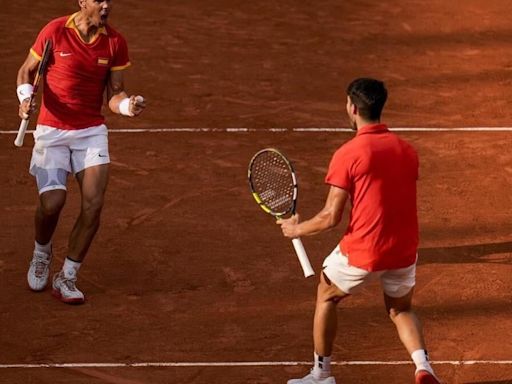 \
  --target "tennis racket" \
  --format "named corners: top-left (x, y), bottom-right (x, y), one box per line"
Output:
top-left (15, 39), bottom-right (53, 147)
top-left (248, 148), bottom-right (315, 278)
